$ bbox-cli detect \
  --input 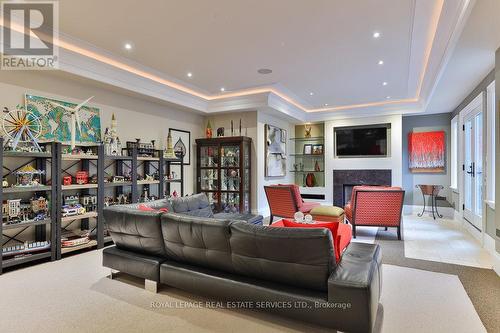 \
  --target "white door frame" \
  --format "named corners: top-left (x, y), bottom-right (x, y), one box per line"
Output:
top-left (458, 92), bottom-right (485, 235)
